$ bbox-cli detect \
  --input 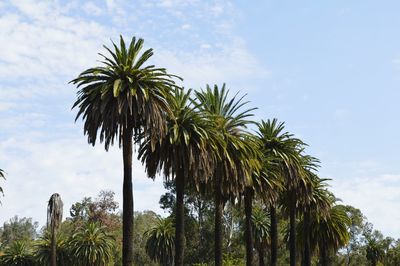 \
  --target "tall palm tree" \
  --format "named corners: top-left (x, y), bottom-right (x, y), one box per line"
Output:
top-left (47, 193), bottom-right (63, 266)
top-left (139, 88), bottom-right (217, 266)
top-left (144, 218), bottom-right (175, 266)
top-left (194, 84), bottom-right (258, 266)
top-left (296, 176), bottom-right (333, 266)
top-left (68, 222), bottom-right (115, 266)
top-left (257, 119), bottom-right (302, 266)
top-left (71, 36), bottom-right (180, 266)
top-left (0, 241), bottom-right (36, 266)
